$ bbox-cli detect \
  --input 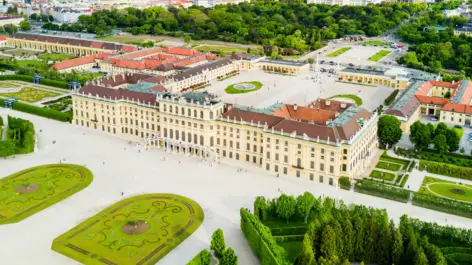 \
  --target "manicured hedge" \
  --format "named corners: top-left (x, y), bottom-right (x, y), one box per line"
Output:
top-left (412, 193), bottom-right (472, 219)
top-left (0, 116), bottom-right (35, 156)
top-left (270, 226), bottom-right (308, 236)
top-left (396, 147), bottom-right (472, 168)
top-left (273, 235), bottom-right (305, 243)
top-left (0, 115), bottom-right (3, 126)
top-left (0, 74), bottom-right (68, 89)
top-left (186, 249), bottom-right (211, 265)
top-left (354, 180), bottom-right (410, 203)
top-left (419, 160), bottom-right (472, 181)
top-left (384, 89), bottom-right (399, 106)
top-left (338, 176), bottom-right (351, 190)
top-left (441, 247), bottom-right (472, 255)
top-left (11, 101), bottom-right (72, 122)
top-left (240, 208), bottom-right (287, 265)
top-left (444, 253), bottom-right (472, 265)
